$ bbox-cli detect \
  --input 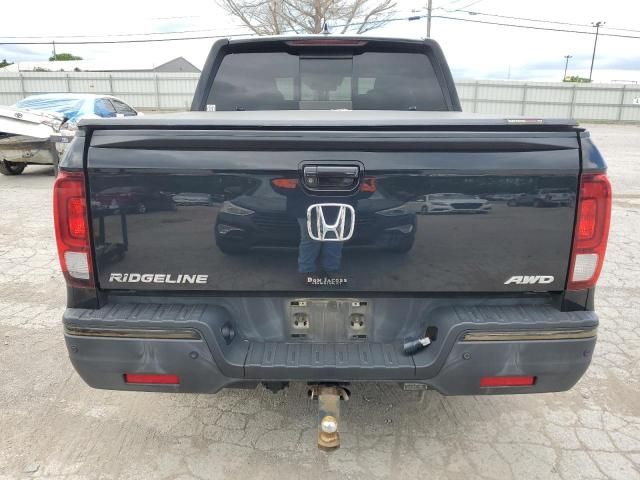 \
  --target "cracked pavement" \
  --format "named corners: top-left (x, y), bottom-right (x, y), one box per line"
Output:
top-left (1, 123), bottom-right (639, 479)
